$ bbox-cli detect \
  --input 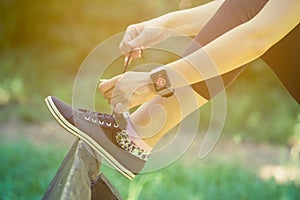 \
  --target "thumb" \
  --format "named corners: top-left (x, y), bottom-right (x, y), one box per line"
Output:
top-left (98, 76), bottom-right (120, 93)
